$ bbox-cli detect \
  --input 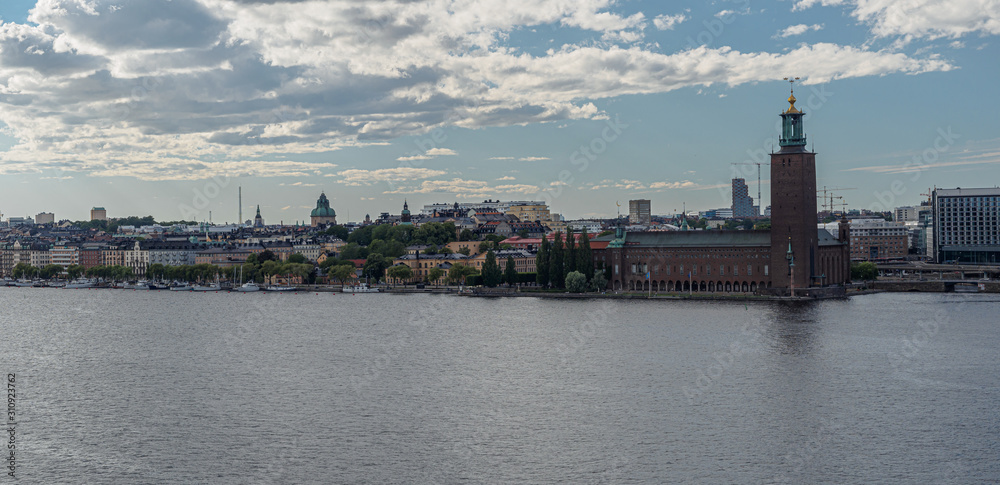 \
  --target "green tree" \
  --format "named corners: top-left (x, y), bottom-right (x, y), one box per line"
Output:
top-left (12, 263), bottom-right (36, 279)
top-left (40, 264), bottom-right (63, 280)
top-left (387, 265), bottom-right (414, 283)
top-left (428, 267), bottom-right (445, 285)
top-left (329, 264), bottom-right (356, 285)
top-left (565, 271), bottom-right (587, 292)
top-left (338, 243), bottom-right (366, 260)
top-left (66, 264), bottom-right (85, 279)
top-left (577, 230), bottom-right (593, 283)
top-left (536, 237), bottom-right (550, 287)
top-left (590, 267), bottom-right (607, 292)
top-left (147, 263), bottom-right (166, 281)
top-left (851, 262), bottom-right (878, 282)
top-left (259, 249), bottom-right (277, 262)
top-left (459, 229), bottom-right (476, 241)
top-left (517, 229), bottom-right (530, 238)
top-left (549, 232), bottom-right (564, 289)
top-left (565, 226), bottom-right (577, 275)
top-left (447, 264), bottom-right (478, 285)
top-left (363, 253), bottom-right (391, 282)
top-left (478, 241), bottom-right (492, 253)
top-left (504, 256), bottom-right (517, 287)
top-left (424, 244), bottom-right (439, 255)
top-left (323, 225), bottom-right (350, 241)
top-left (481, 250), bottom-right (502, 287)
top-left (287, 253), bottom-right (307, 264)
